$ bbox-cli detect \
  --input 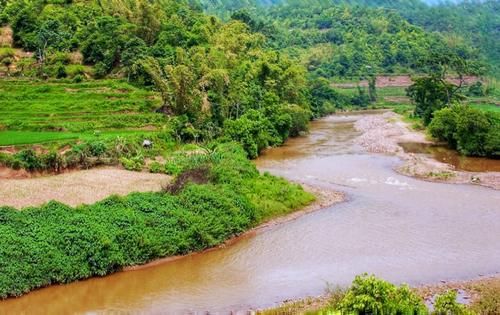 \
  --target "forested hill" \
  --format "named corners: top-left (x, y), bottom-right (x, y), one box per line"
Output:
top-left (200, 0), bottom-right (498, 77)
top-left (0, 0), bottom-right (497, 159)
